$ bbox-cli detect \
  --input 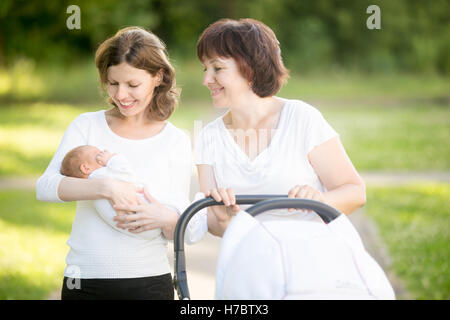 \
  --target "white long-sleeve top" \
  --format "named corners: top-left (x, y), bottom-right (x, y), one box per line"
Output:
top-left (36, 110), bottom-right (192, 279)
